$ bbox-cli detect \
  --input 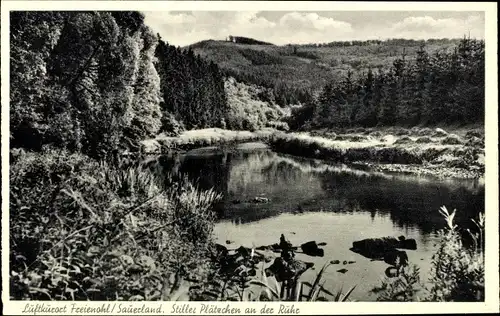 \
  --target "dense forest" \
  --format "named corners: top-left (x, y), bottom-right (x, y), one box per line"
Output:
top-left (288, 38), bottom-right (485, 129)
top-left (295, 38), bottom-right (459, 48)
top-left (10, 11), bottom-right (228, 158)
top-left (155, 39), bottom-right (228, 132)
top-left (190, 38), bottom-right (464, 109)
